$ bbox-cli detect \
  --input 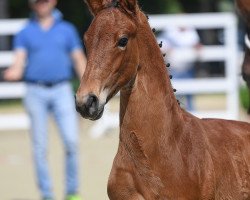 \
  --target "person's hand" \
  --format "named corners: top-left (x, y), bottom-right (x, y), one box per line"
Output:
top-left (3, 67), bottom-right (23, 81)
top-left (3, 49), bottom-right (26, 81)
